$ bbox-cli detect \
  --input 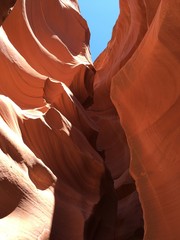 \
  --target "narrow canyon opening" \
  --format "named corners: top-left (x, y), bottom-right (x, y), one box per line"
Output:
top-left (78, 1), bottom-right (145, 239)
top-left (78, 0), bottom-right (119, 61)
top-left (1, 0), bottom-right (178, 240)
